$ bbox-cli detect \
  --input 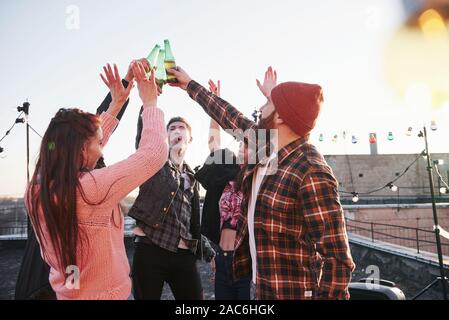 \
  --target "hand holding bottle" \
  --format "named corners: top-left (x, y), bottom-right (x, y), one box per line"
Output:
top-left (256, 66), bottom-right (277, 98)
top-left (166, 66), bottom-right (192, 90)
top-left (124, 58), bottom-right (152, 83)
